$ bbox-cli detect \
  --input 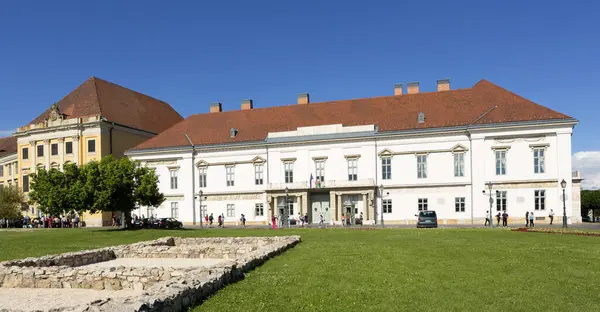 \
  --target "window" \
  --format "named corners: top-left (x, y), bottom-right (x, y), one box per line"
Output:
top-left (227, 204), bottom-right (235, 217)
top-left (22, 176), bottom-right (29, 192)
top-left (254, 164), bottom-right (264, 185)
top-left (454, 153), bottom-right (465, 177)
top-left (0, 165), bottom-right (3, 177)
top-left (315, 160), bottom-right (325, 182)
top-left (198, 167), bottom-right (207, 188)
top-left (534, 190), bottom-right (545, 211)
top-left (418, 198), bottom-right (428, 211)
top-left (496, 191), bottom-right (507, 211)
top-left (146, 207), bottom-right (156, 218)
top-left (226, 166), bottom-right (235, 186)
top-left (284, 162), bottom-right (294, 183)
top-left (383, 199), bottom-right (392, 214)
top-left (170, 202), bottom-right (179, 219)
top-left (22, 148), bottom-right (28, 160)
top-left (87, 140), bottom-right (96, 153)
top-left (65, 142), bottom-right (73, 154)
top-left (417, 155), bottom-right (427, 179)
top-left (37, 145), bottom-right (44, 157)
top-left (455, 197), bottom-right (465, 212)
top-left (255, 203), bottom-right (264, 216)
top-left (347, 158), bottom-right (358, 181)
top-left (200, 205), bottom-right (207, 217)
top-left (381, 157), bottom-right (392, 180)
top-left (51, 143), bottom-right (58, 156)
top-left (169, 169), bottom-right (178, 189)
top-left (495, 150), bottom-right (507, 175)
top-left (533, 148), bottom-right (545, 174)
